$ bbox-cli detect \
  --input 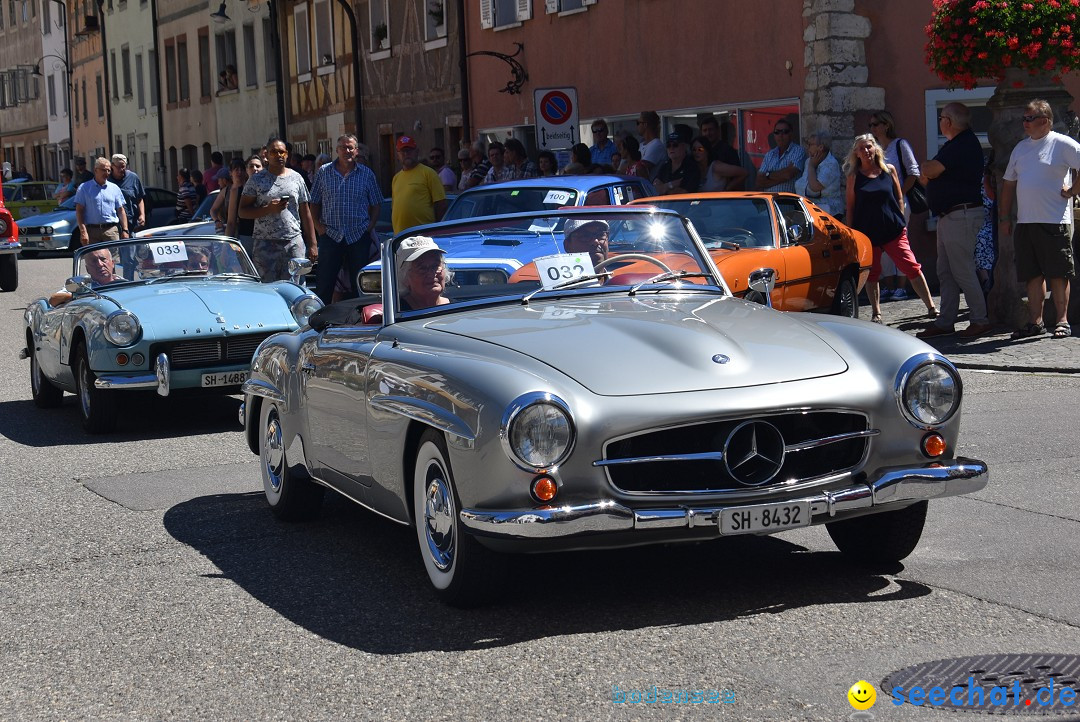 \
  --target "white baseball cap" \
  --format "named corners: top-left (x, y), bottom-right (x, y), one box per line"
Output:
top-left (562, 218), bottom-right (610, 237)
top-left (396, 236), bottom-right (444, 276)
